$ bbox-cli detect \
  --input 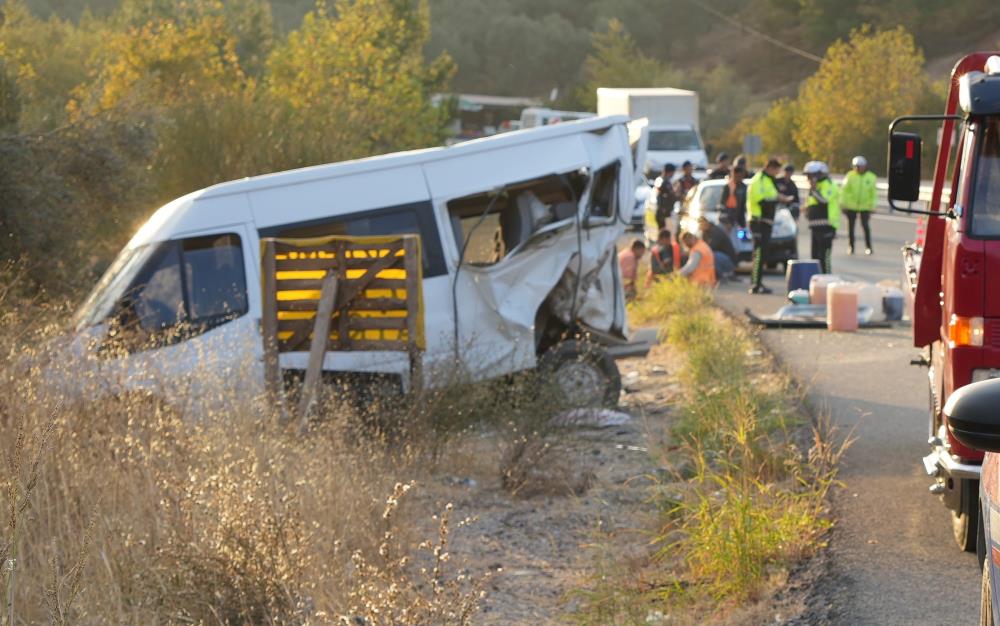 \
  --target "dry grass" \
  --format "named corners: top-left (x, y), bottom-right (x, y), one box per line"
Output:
top-left (0, 255), bottom-right (604, 625)
top-left (0, 293), bottom-right (510, 624)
